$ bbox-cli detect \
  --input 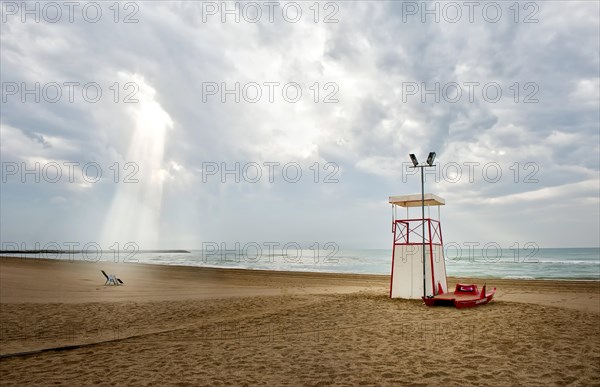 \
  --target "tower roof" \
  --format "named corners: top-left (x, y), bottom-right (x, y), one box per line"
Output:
top-left (389, 193), bottom-right (445, 207)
